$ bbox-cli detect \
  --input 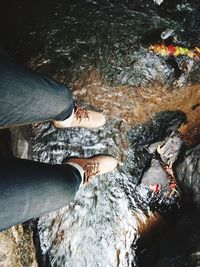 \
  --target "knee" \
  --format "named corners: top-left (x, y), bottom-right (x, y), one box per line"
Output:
top-left (54, 83), bottom-right (75, 121)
